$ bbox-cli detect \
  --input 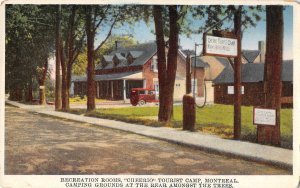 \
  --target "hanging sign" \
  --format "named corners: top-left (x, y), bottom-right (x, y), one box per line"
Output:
top-left (253, 107), bottom-right (276, 126)
top-left (203, 33), bottom-right (238, 58)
